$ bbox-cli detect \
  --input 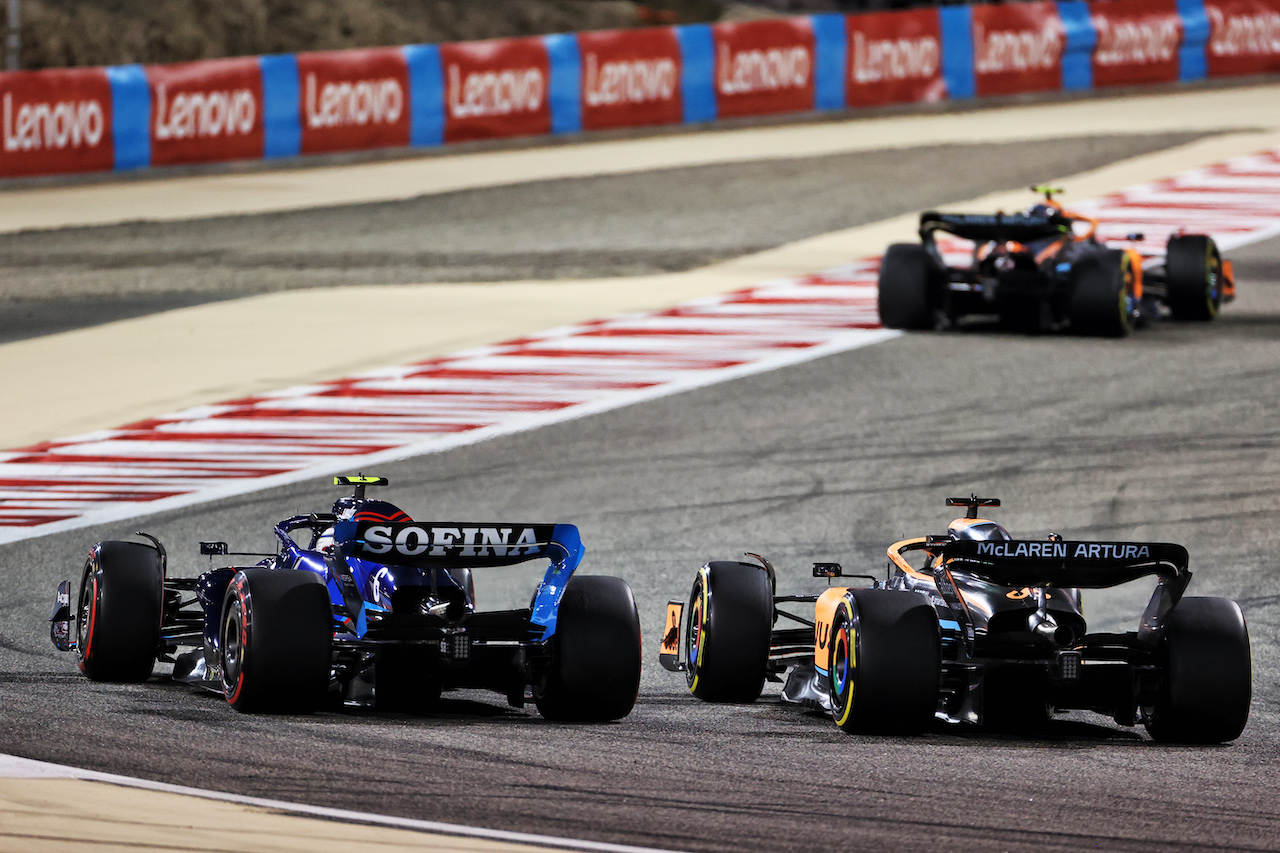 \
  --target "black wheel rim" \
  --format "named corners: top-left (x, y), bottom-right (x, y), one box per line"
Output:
top-left (685, 582), bottom-right (705, 691)
top-left (75, 563), bottom-right (97, 667)
top-left (221, 598), bottom-right (245, 700)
